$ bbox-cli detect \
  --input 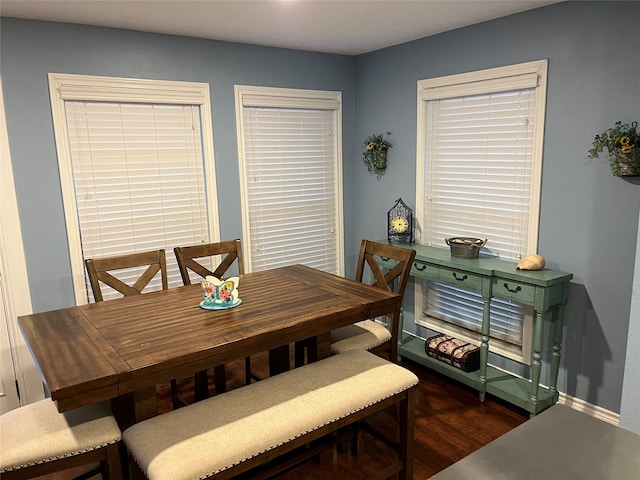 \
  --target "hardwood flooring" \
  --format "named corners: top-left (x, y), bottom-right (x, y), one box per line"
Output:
top-left (35, 349), bottom-right (527, 479)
